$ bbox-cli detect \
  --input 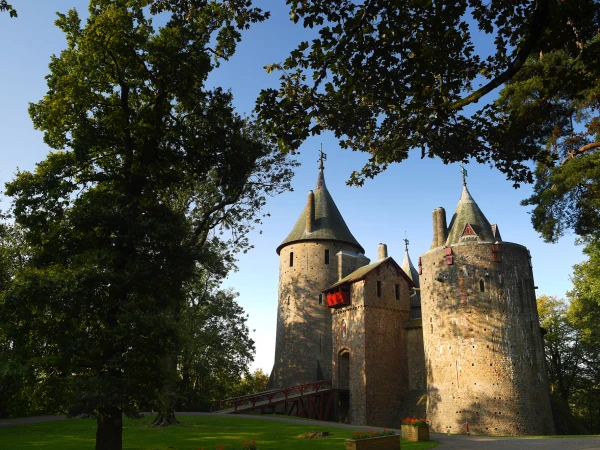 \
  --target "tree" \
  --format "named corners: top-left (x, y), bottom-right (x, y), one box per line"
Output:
top-left (567, 239), bottom-right (600, 432)
top-left (256, 0), bottom-right (600, 187)
top-left (537, 294), bottom-right (600, 433)
top-left (537, 295), bottom-right (585, 403)
top-left (0, 1), bottom-right (17, 18)
top-left (175, 271), bottom-right (257, 414)
top-left (0, 1), bottom-right (294, 449)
